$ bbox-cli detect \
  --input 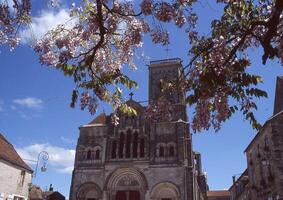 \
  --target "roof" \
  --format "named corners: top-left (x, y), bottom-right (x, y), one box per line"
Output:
top-left (149, 58), bottom-right (182, 67)
top-left (0, 133), bottom-right (33, 172)
top-left (229, 169), bottom-right (249, 190)
top-left (43, 191), bottom-right (65, 200)
top-left (29, 185), bottom-right (43, 200)
top-left (244, 110), bottom-right (283, 153)
top-left (207, 190), bottom-right (230, 197)
top-left (126, 99), bottom-right (145, 113)
top-left (87, 113), bottom-right (107, 126)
